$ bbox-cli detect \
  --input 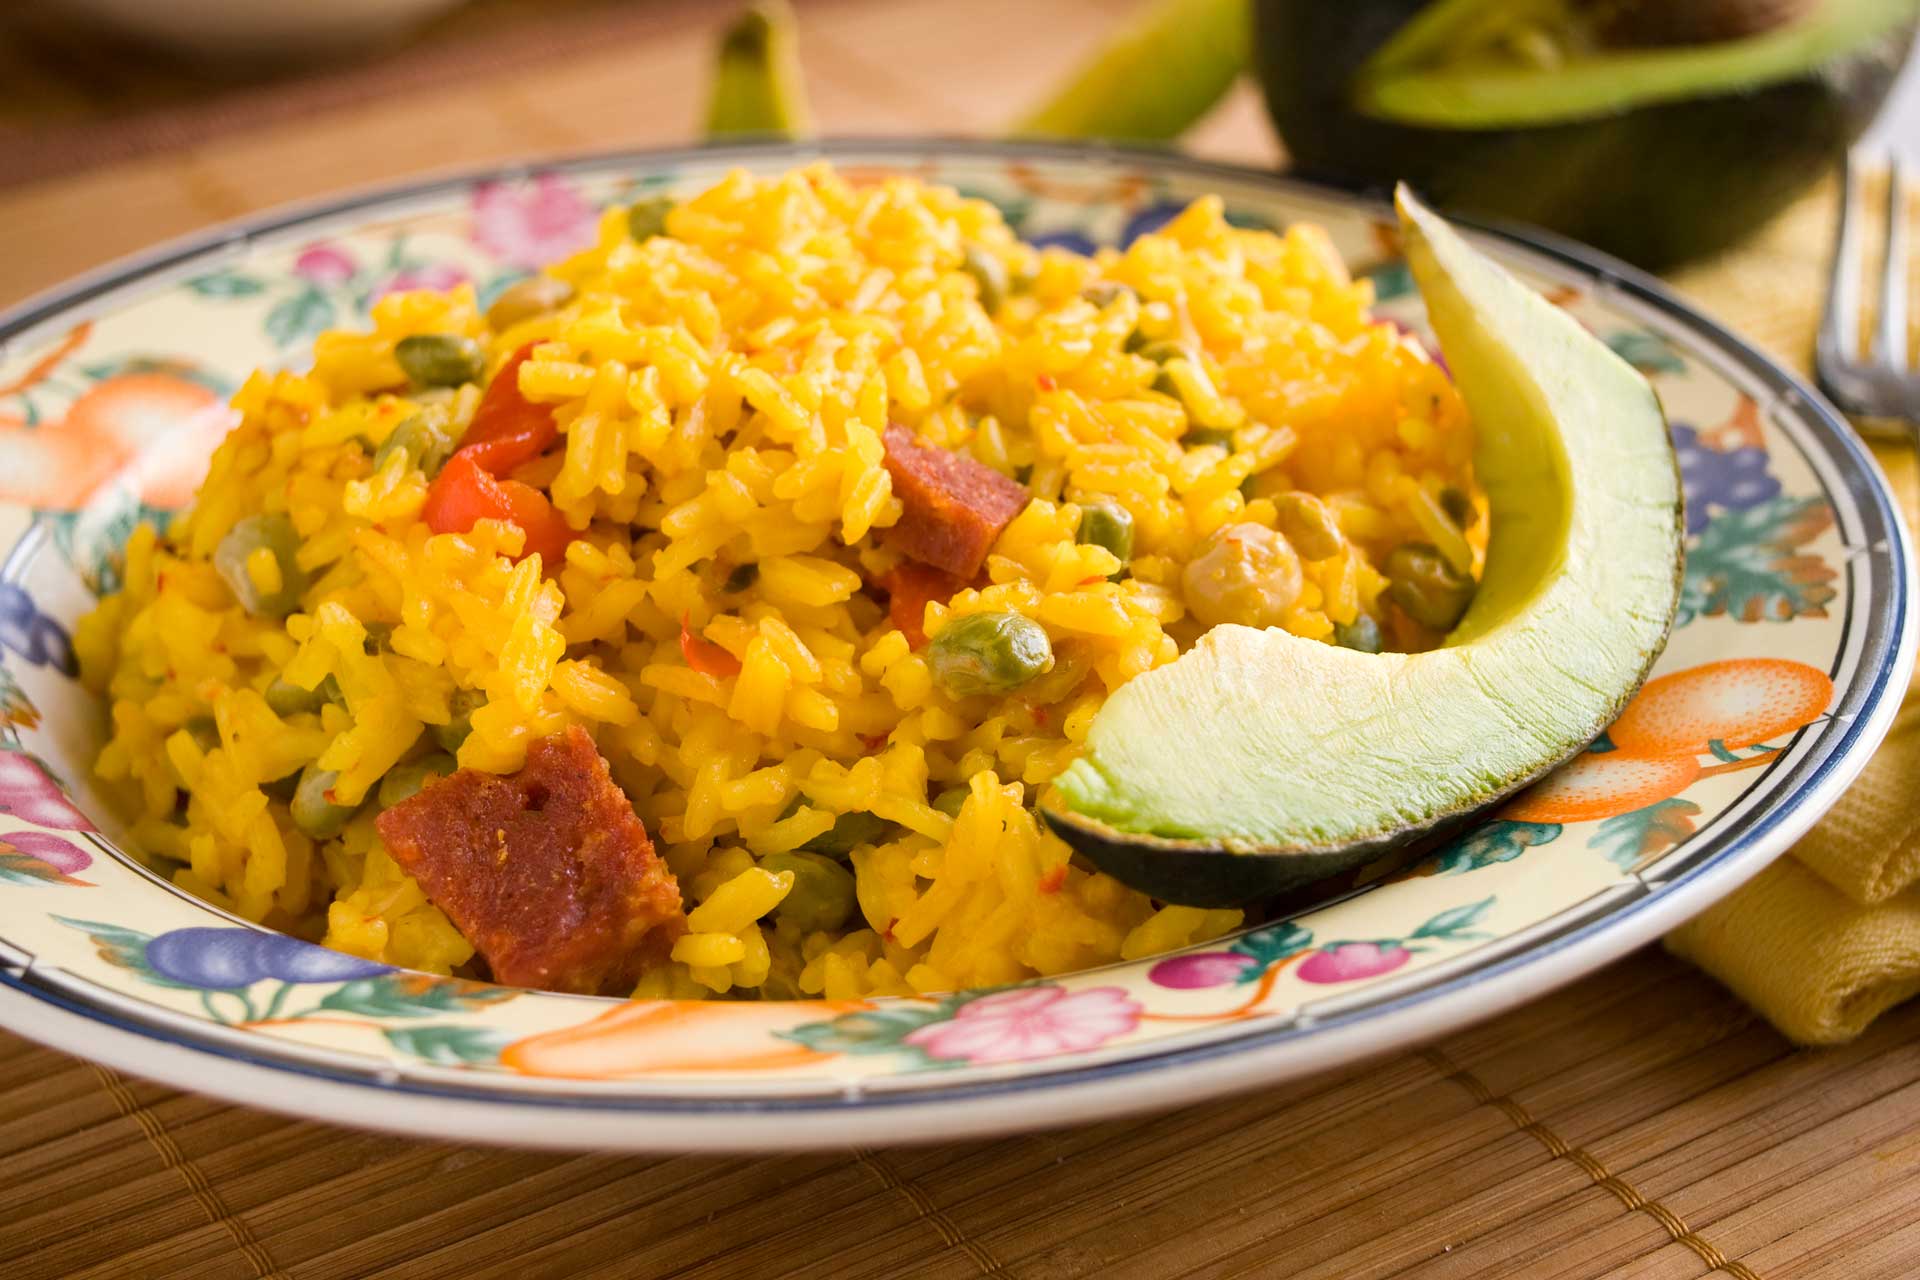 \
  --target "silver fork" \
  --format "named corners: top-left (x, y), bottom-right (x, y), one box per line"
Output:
top-left (1817, 150), bottom-right (1918, 441)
